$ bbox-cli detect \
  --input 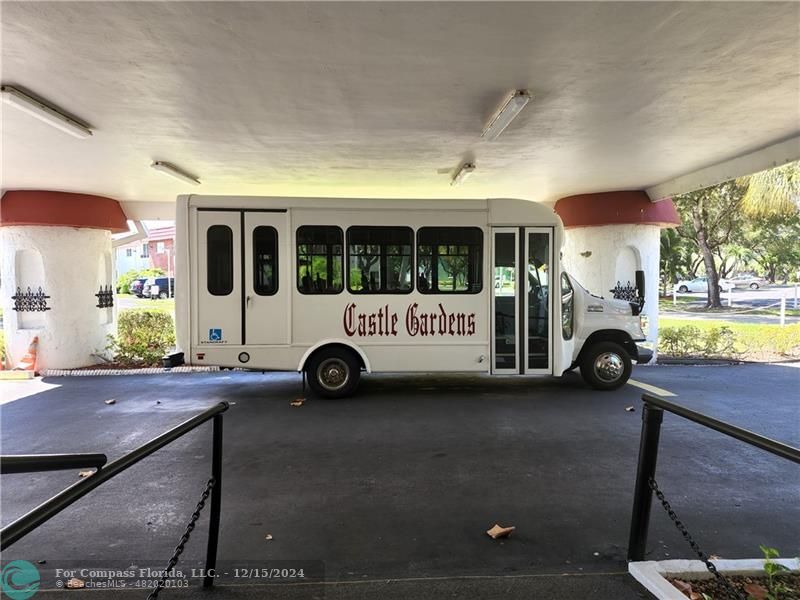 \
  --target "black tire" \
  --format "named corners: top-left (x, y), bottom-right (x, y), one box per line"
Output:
top-left (749, 283), bottom-right (759, 290)
top-left (306, 347), bottom-right (361, 399)
top-left (579, 341), bottom-right (632, 391)
top-left (678, 285), bottom-right (688, 293)
top-left (159, 291), bottom-right (169, 299)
